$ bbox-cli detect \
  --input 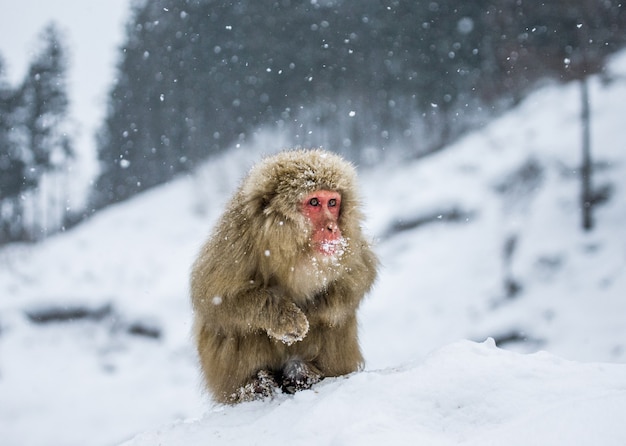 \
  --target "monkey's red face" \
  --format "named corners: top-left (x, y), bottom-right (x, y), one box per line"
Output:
top-left (302, 190), bottom-right (343, 255)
